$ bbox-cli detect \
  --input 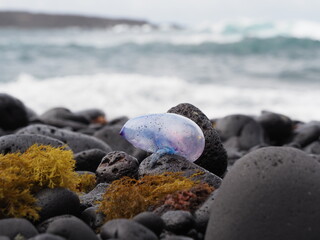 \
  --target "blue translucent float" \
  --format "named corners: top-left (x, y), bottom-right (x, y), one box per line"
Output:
top-left (120, 113), bottom-right (205, 166)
